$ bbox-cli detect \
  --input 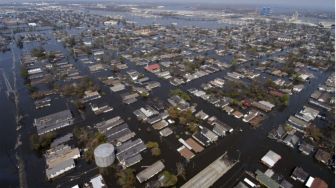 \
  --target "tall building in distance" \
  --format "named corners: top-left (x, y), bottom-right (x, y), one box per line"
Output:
top-left (260, 7), bottom-right (271, 16)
